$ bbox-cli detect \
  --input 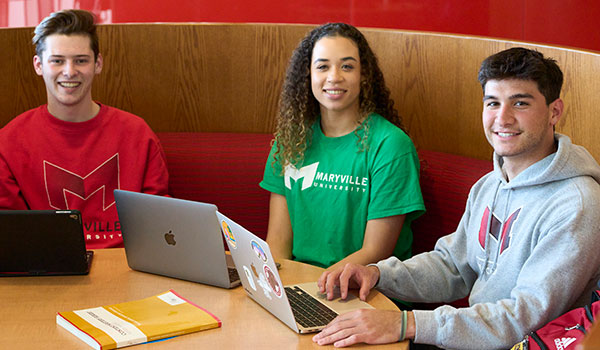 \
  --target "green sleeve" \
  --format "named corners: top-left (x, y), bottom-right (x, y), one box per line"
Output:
top-left (259, 142), bottom-right (286, 195)
top-left (367, 131), bottom-right (425, 221)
